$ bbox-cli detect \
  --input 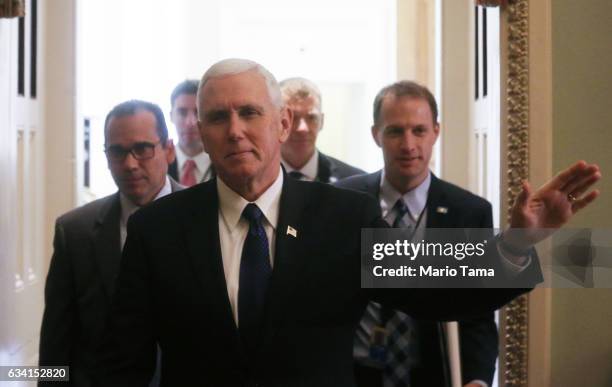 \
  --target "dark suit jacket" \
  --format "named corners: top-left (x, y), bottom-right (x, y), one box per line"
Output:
top-left (316, 151), bottom-right (365, 184)
top-left (39, 180), bottom-right (182, 386)
top-left (95, 175), bottom-right (534, 387)
top-left (335, 171), bottom-right (499, 386)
